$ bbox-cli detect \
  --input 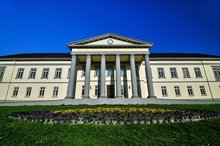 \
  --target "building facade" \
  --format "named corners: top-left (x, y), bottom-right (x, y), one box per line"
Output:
top-left (0, 33), bottom-right (220, 101)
